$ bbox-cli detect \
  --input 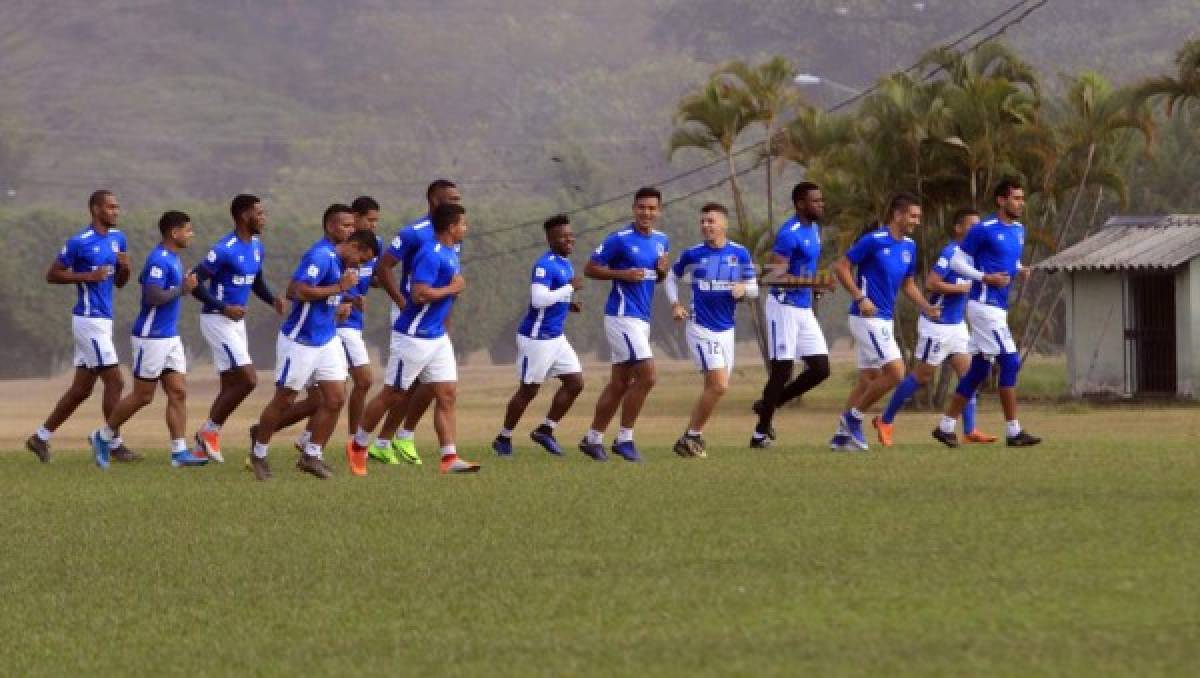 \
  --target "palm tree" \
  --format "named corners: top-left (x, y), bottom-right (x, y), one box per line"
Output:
top-left (1138, 39), bottom-right (1200, 118)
